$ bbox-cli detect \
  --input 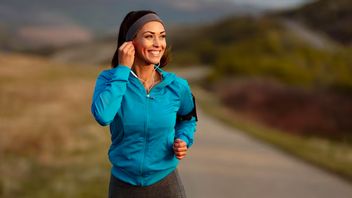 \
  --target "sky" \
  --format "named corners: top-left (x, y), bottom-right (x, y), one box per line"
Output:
top-left (232, 0), bottom-right (310, 9)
